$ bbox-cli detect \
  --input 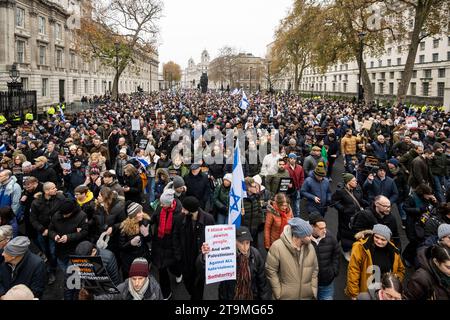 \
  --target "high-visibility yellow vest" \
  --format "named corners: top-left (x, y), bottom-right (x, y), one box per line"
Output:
top-left (47, 106), bottom-right (55, 115)
top-left (12, 114), bottom-right (21, 122)
top-left (25, 113), bottom-right (34, 121)
top-left (0, 115), bottom-right (6, 124)
top-left (61, 103), bottom-right (66, 110)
